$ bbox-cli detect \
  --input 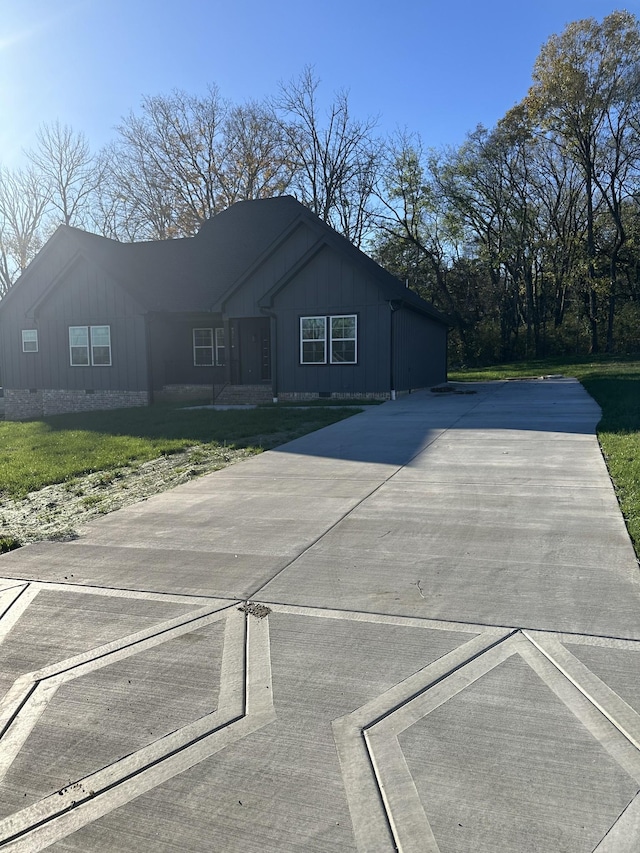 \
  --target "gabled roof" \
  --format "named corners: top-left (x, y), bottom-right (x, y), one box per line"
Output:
top-left (278, 207), bottom-right (451, 324)
top-left (56, 198), bottom-right (305, 313)
top-left (1, 196), bottom-right (449, 325)
top-left (204, 197), bottom-right (449, 324)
